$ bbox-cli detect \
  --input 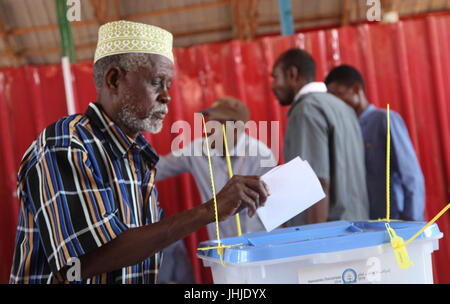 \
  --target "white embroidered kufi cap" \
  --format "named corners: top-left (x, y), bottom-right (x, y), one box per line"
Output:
top-left (94, 20), bottom-right (174, 64)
